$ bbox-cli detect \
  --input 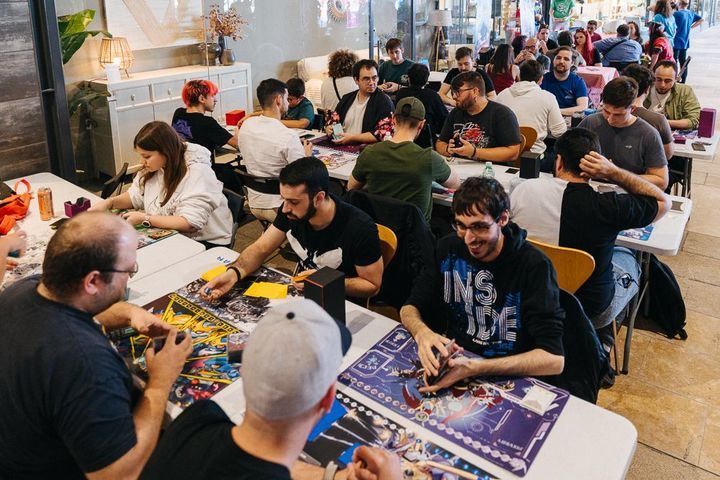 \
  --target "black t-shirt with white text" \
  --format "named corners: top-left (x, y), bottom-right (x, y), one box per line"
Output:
top-left (439, 101), bottom-right (522, 150)
top-left (172, 108), bottom-right (233, 163)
